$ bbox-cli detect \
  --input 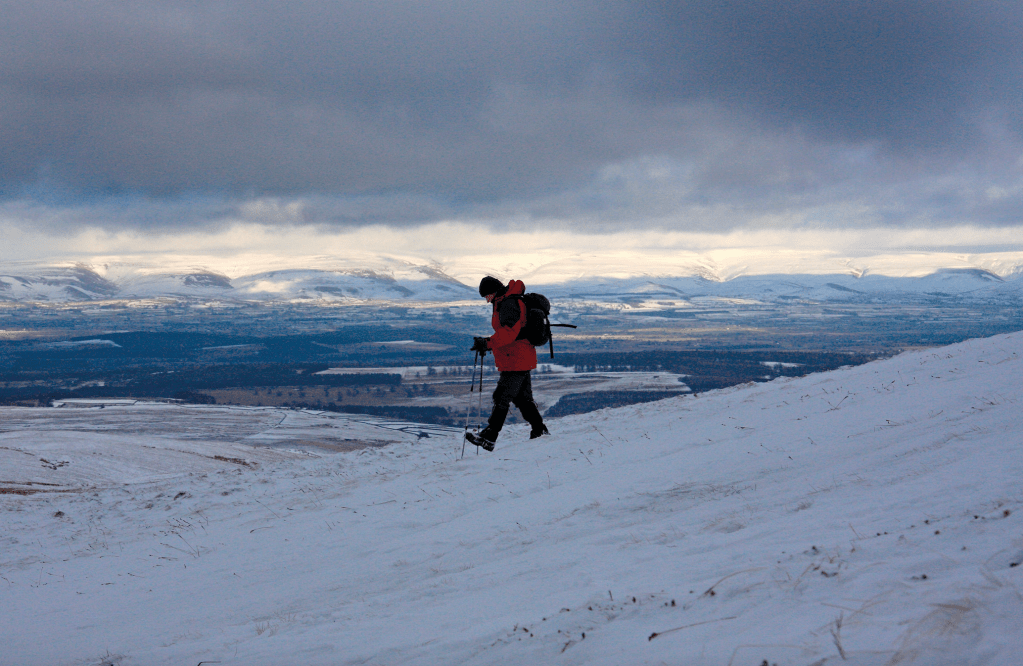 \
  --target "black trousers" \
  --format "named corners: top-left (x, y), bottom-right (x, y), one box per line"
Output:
top-left (486, 371), bottom-right (544, 436)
